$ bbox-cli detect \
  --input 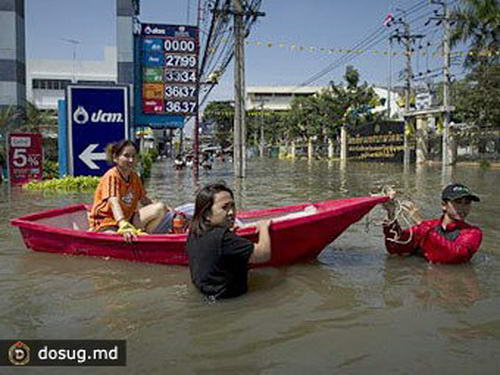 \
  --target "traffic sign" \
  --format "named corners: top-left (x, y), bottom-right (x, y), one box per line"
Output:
top-left (67, 85), bottom-right (129, 176)
top-left (7, 132), bottom-right (43, 186)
